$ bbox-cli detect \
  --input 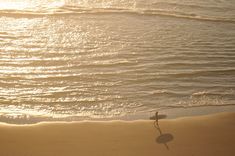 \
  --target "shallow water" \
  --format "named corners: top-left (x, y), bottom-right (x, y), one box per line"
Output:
top-left (0, 0), bottom-right (235, 122)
